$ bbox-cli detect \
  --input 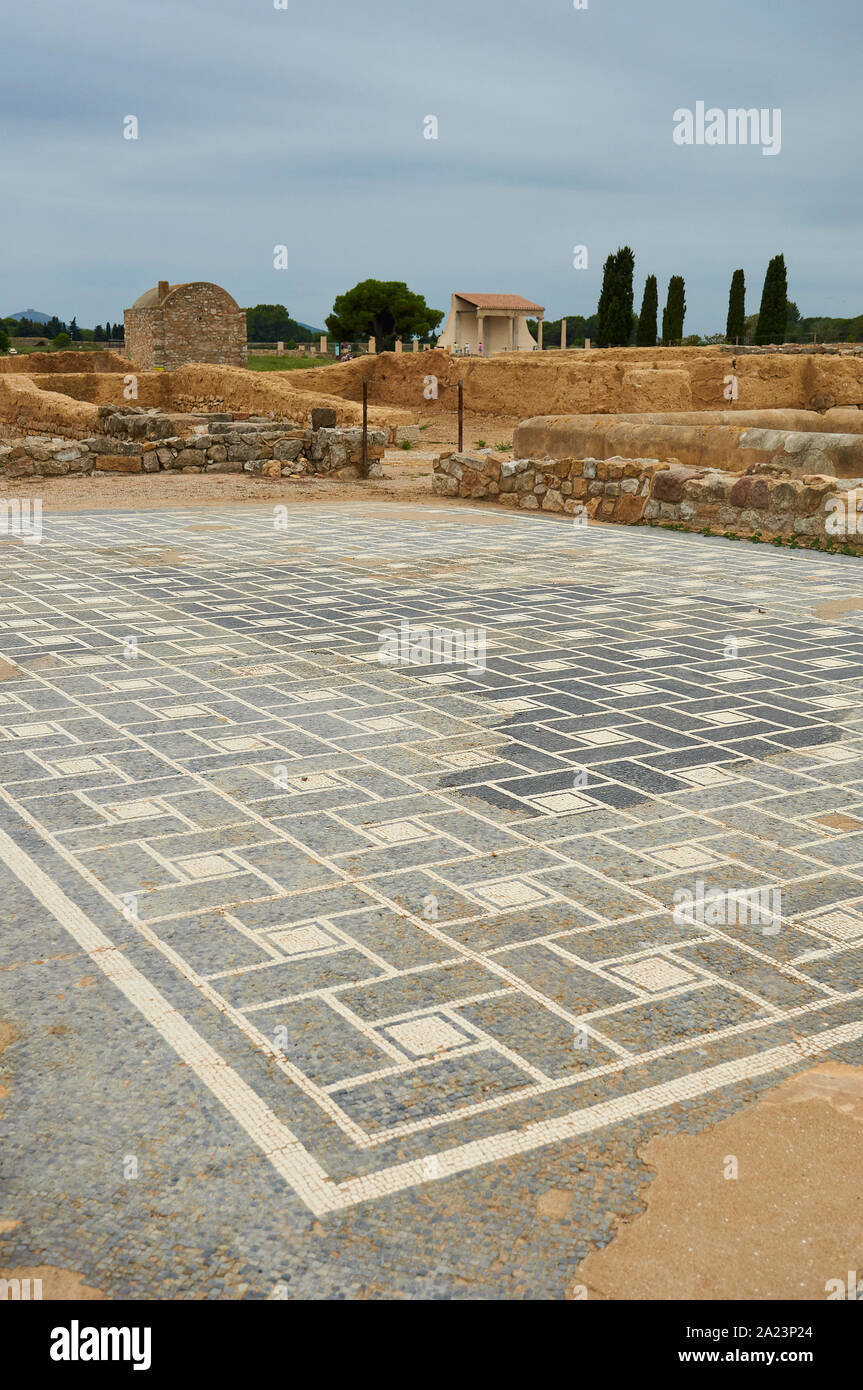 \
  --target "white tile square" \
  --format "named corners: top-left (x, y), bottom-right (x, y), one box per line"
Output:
top-left (161, 704), bottom-right (209, 719)
top-left (111, 800), bottom-right (164, 822)
top-left (534, 660), bottom-right (571, 672)
top-left (361, 716), bottom-right (408, 733)
top-left (531, 791), bottom-right (593, 814)
top-left (285, 773), bottom-right (340, 792)
top-left (678, 766), bottom-right (738, 787)
top-left (816, 745), bottom-right (860, 763)
top-left (578, 729), bottom-right (627, 747)
top-left (652, 844), bottom-right (720, 870)
top-left (179, 853), bottom-right (235, 879)
top-left (52, 757), bottom-right (102, 776)
top-left (12, 722), bottom-right (55, 738)
top-left (371, 819), bottom-right (429, 844)
top-left (386, 1017), bottom-right (466, 1057)
top-left (214, 735), bottom-right (271, 752)
top-left (701, 710), bottom-right (749, 726)
top-left (440, 750), bottom-right (501, 769)
top-left (610, 682), bottom-right (658, 695)
top-left (474, 879), bottom-right (546, 908)
top-left (811, 909), bottom-right (863, 942)
top-left (269, 924), bottom-right (335, 955)
top-left (614, 958), bottom-right (695, 992)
